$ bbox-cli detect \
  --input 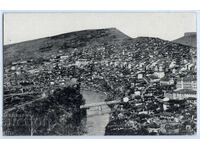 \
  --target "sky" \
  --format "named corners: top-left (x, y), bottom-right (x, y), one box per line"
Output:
top-left (4, 12), bottom-right (197, 45)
